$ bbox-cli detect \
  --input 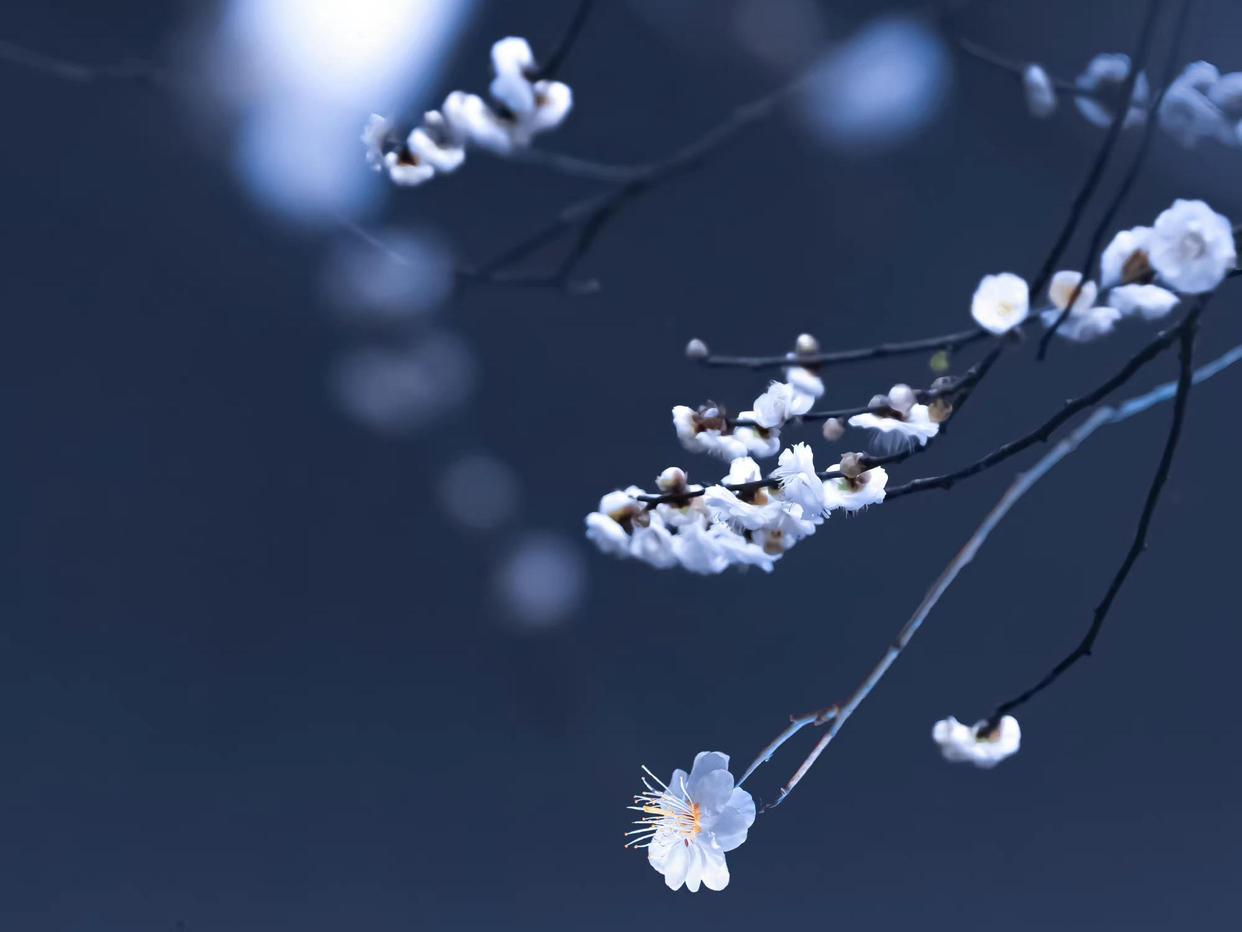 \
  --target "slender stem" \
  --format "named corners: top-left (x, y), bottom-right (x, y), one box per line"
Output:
top-left (700, 327), bottom-right (991, 372)
top-left (0, 38), bottom-right (168, 86)
top-left (955, 37), bottom-right (1079, 93)
top-left (532, 0), bottom-right (596, 80)
top-left (987, 303), bottom-right (1202, 722)
top-left (1039, 0), bottom-right (1193, 357)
